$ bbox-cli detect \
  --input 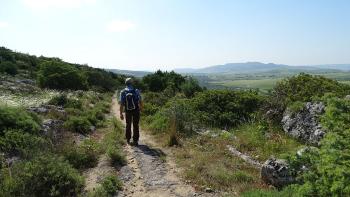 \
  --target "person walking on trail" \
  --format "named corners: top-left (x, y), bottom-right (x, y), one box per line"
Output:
top-left (119, 78), bottom-right (143, 146)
